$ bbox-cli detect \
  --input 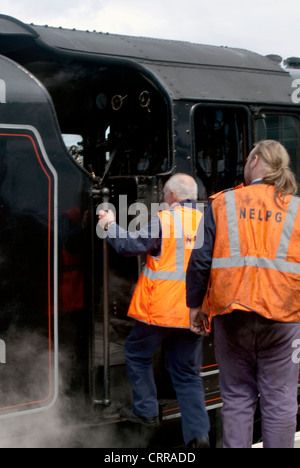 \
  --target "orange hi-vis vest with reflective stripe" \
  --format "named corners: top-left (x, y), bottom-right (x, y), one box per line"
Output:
top-left (202, 184), bottom-right (300, 323)
top-left (128, 205), bottom-right (203, 328)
